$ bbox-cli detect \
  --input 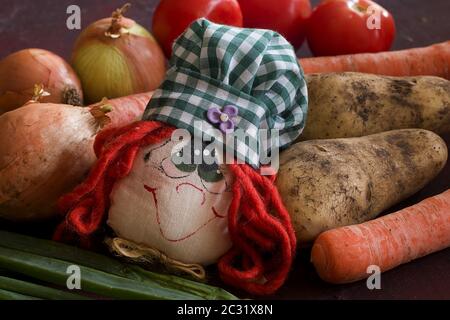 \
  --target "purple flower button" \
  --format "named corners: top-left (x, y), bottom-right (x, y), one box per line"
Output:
top-left (207, 105), bottom-right (238, 134)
